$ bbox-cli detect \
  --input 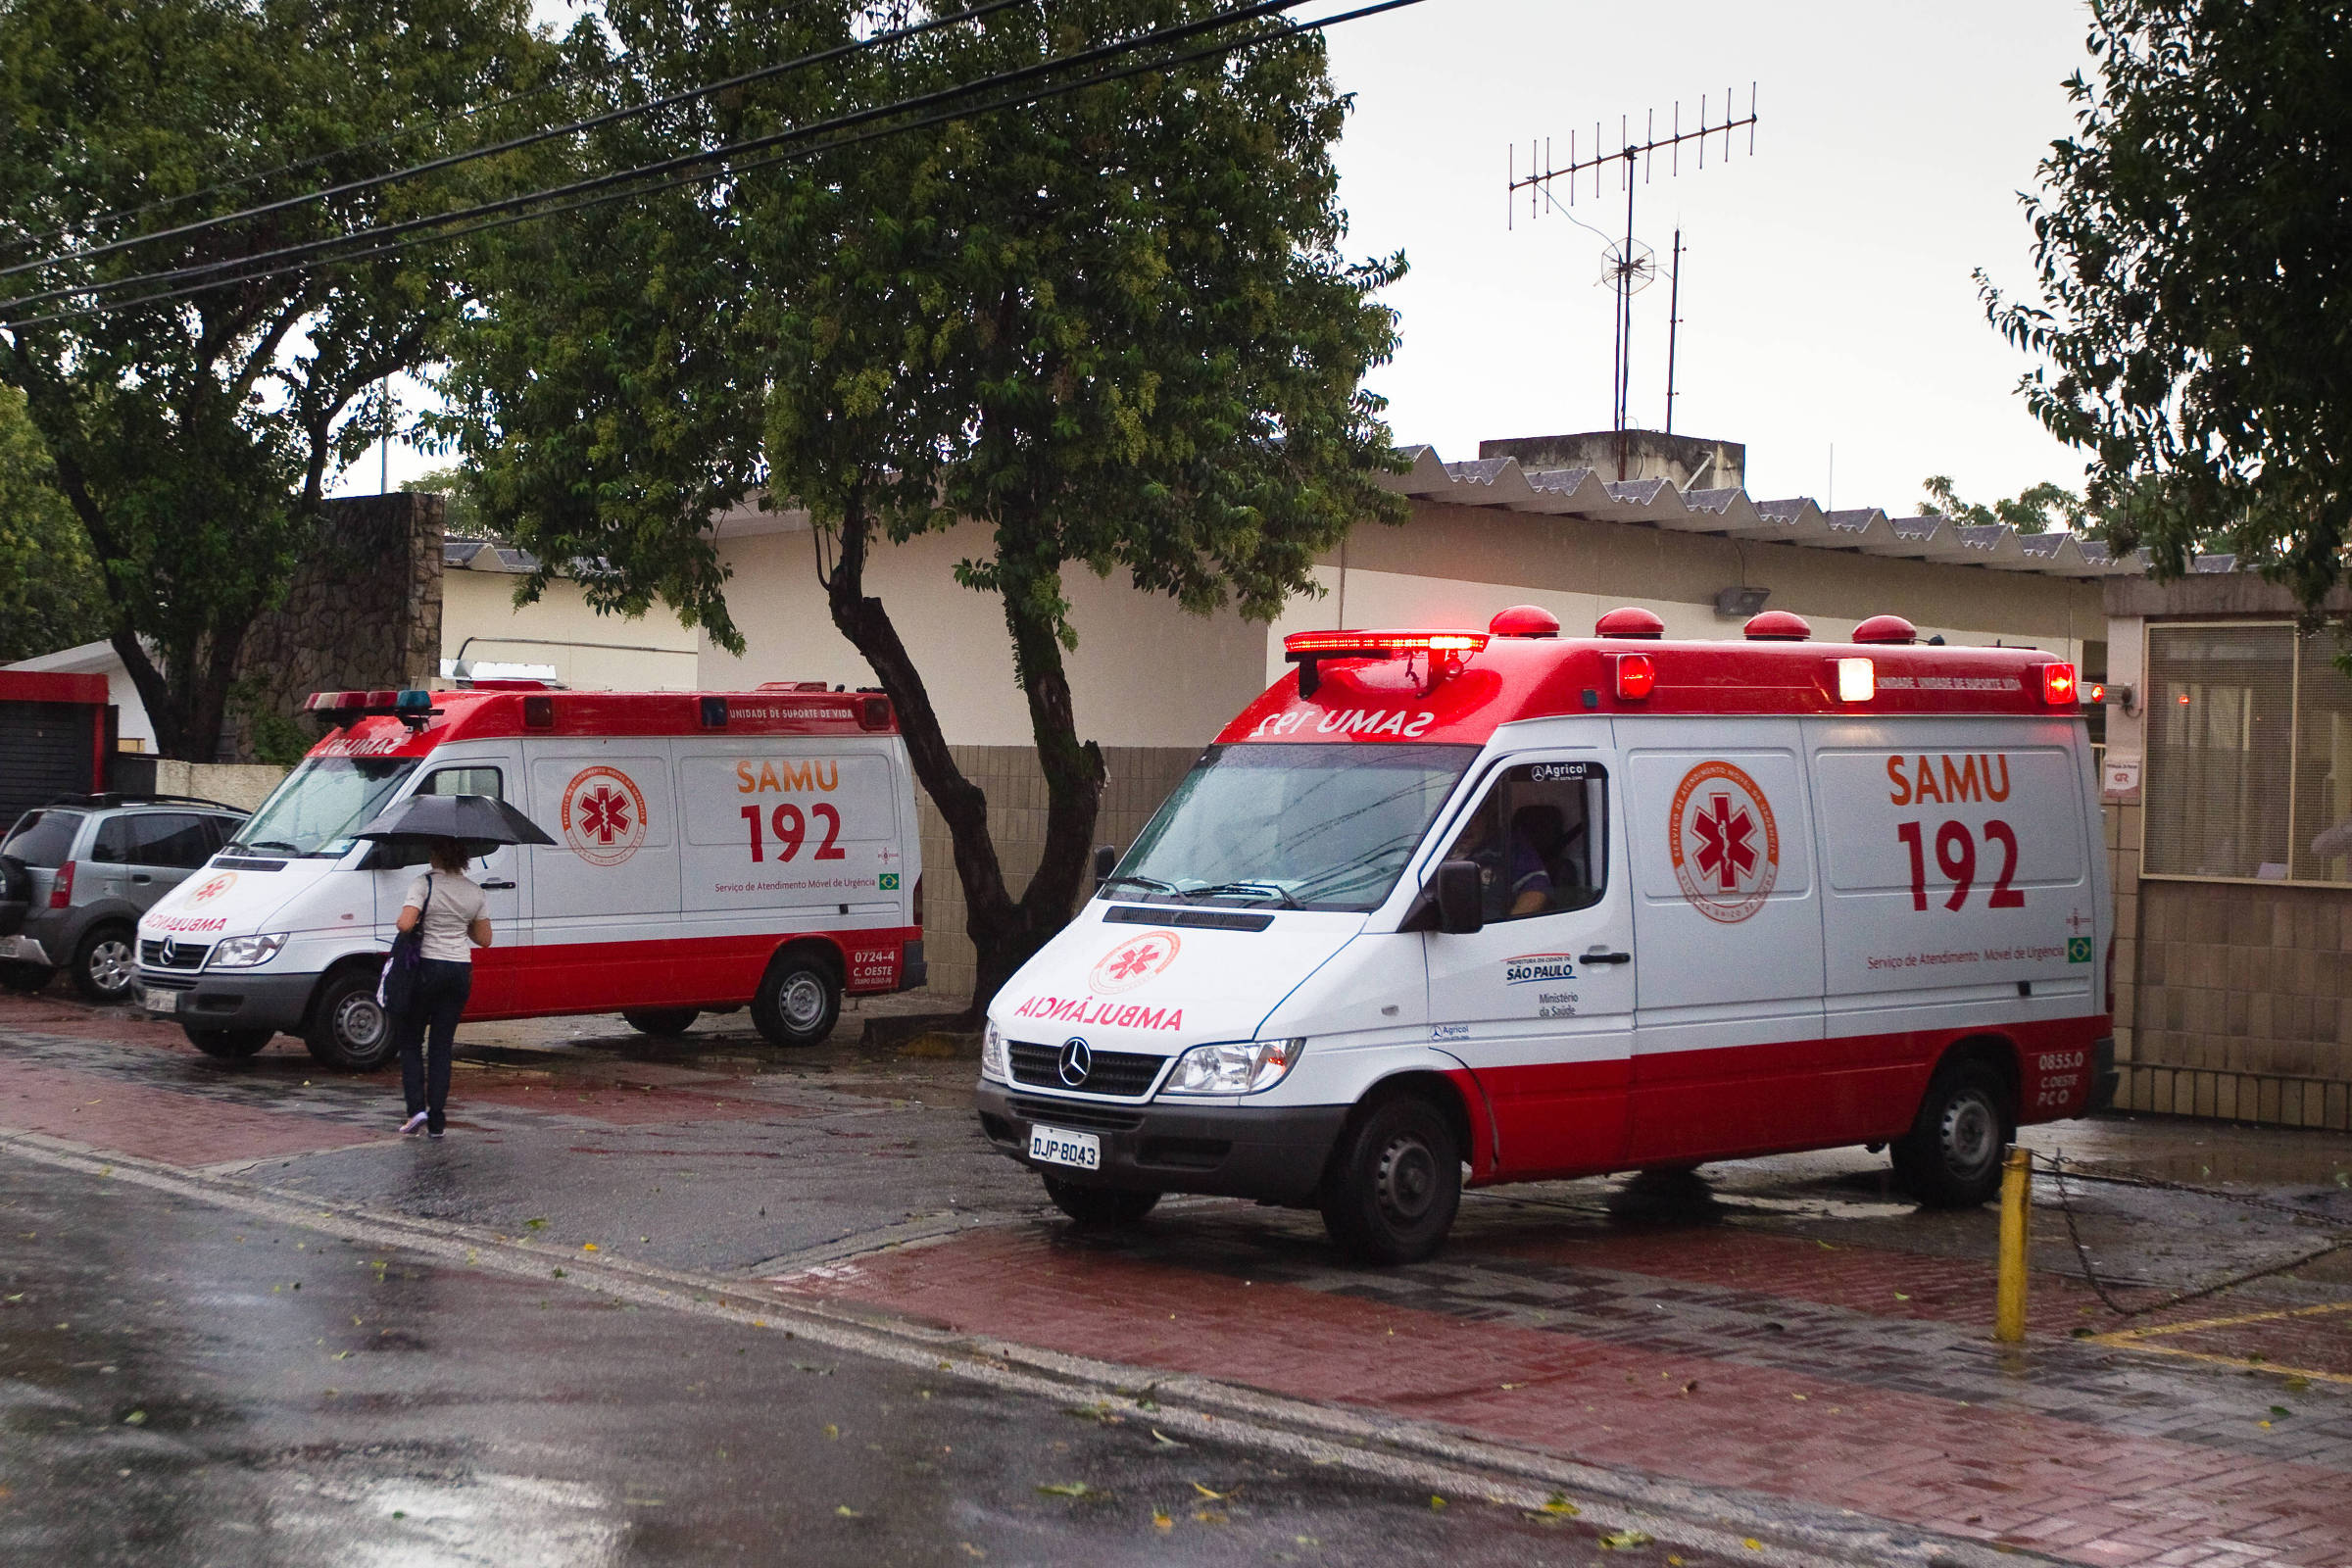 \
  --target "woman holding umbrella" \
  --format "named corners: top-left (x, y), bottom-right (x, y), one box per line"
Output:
top-left (394, 836), bottom-right (492, 1138)
top-left (355, 792), bottom-right (553, 1139)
